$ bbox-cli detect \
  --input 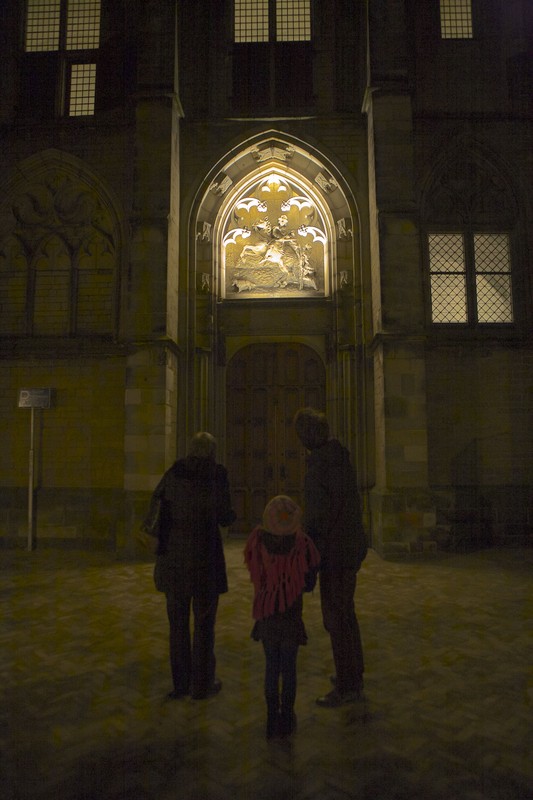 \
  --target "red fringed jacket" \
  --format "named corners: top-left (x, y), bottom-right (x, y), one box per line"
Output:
top-left (244, 527), bottom-right (321, 622)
